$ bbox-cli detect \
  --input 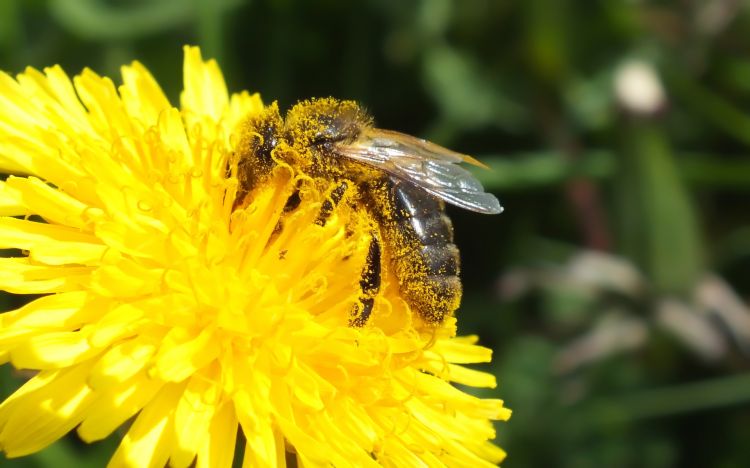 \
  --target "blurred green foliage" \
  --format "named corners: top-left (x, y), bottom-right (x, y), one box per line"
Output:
top-left (2, 0), bottom-right (750, 467)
